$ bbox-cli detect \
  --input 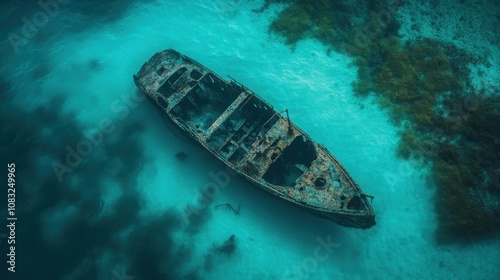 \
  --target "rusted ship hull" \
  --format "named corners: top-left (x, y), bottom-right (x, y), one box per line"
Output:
top-left (134, 49), bottom-right (375, 229)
